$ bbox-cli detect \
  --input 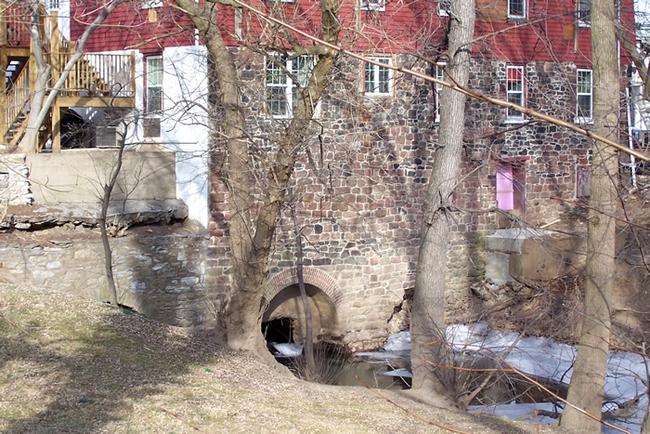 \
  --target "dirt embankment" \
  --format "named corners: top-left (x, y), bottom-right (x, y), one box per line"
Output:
top-left (0, 284), bottom-right (555, 434)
